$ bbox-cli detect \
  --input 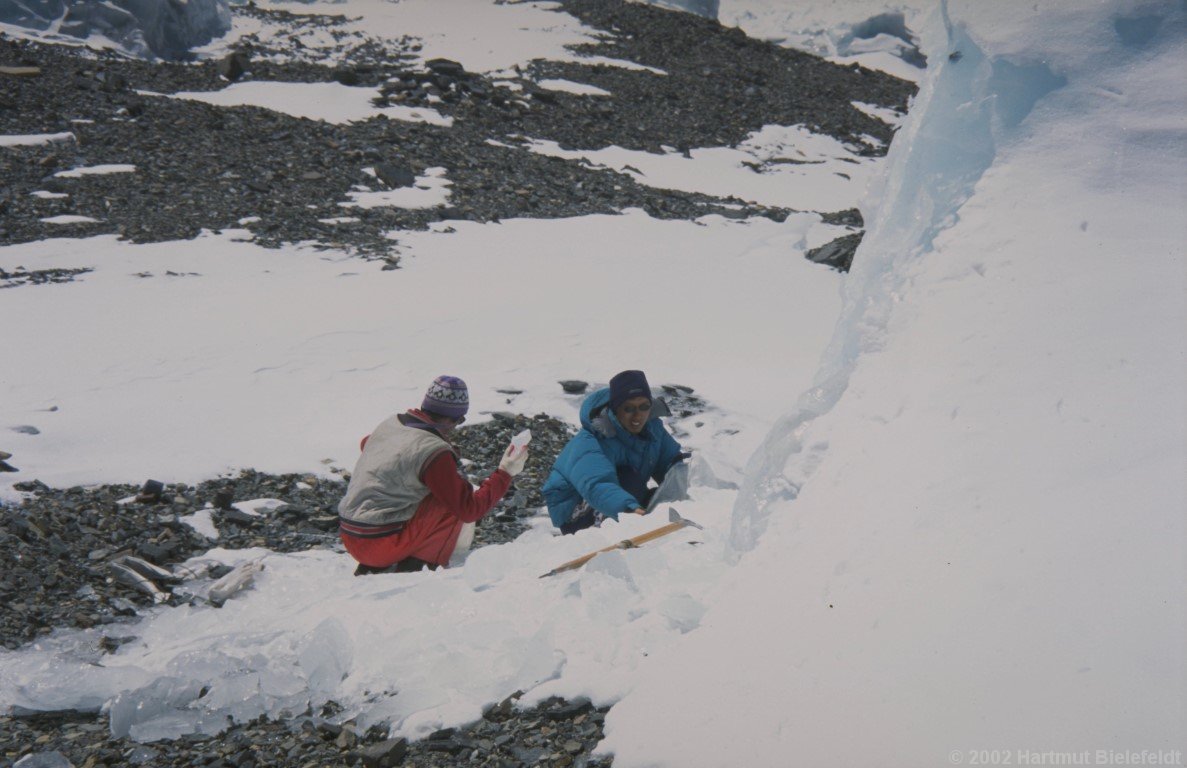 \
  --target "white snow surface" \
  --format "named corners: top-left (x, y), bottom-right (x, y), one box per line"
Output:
top-left (217, 0), bottom-right (604, 75)
top-left (52, 164), bottom-right (136, 178)
top-left (38, 215), bottom-right (101, 225)
top-left (0, 132), bottom-right (75, 147)
top-left (1, 1), bottom-right (1184, 765)
top-left (340, 167), bottom-right (453, 210)
top-left (535, 78), bottom-right (614, 97)
top-left (523, 124), bottom-right (883, 212)
top-left (166, 81), bottom-right (453, 126)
